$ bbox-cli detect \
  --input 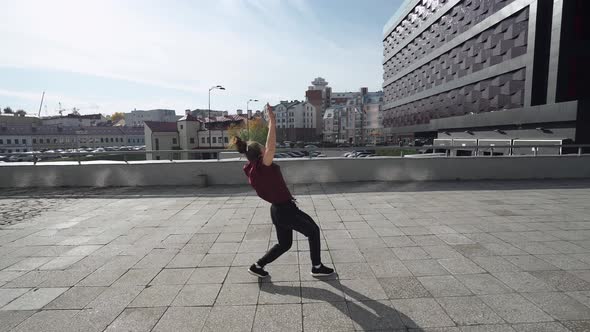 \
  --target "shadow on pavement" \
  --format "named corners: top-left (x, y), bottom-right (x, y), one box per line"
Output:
top-left (258, 275), bottom-right (430, 331)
